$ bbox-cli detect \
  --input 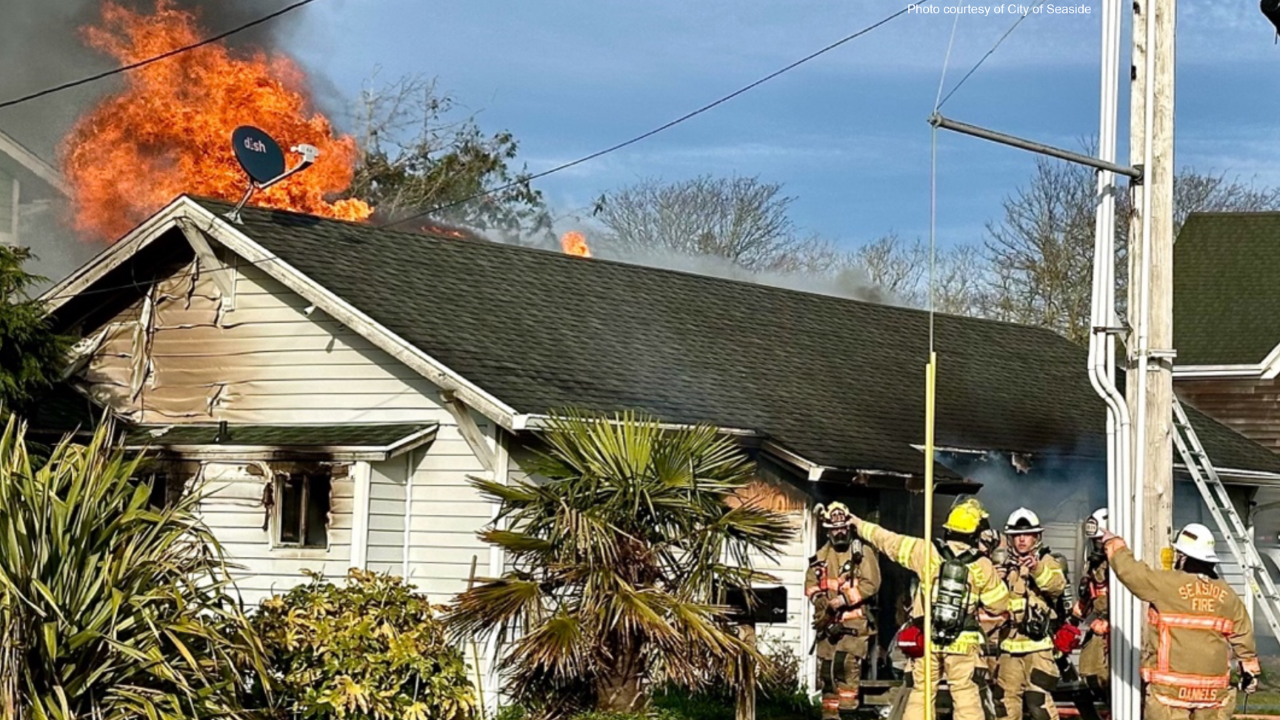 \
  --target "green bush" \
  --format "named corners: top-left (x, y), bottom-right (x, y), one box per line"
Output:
top-left (252, 569), bottom-right (475, 720)
top-left (0, 418), bottom-right (267, 720)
